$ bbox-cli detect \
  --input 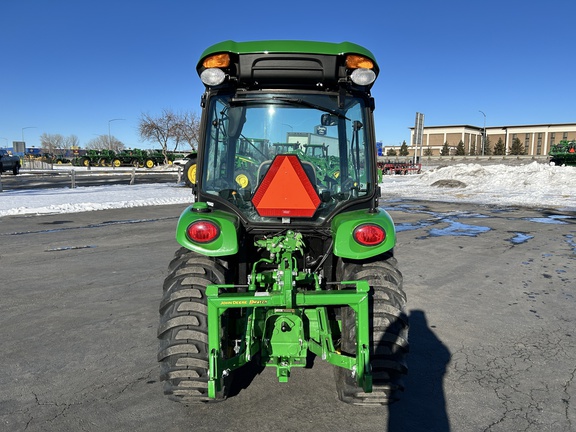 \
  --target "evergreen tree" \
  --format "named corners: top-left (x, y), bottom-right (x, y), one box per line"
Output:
top-left (493, 138), bottom-right (505, 155)
top-left (386, 148), bottom-right (397, 156)
top-left (399, 140), bottom-right (409, 156)
top-left (440, 142), bottom-right (450, 156)
top-left (455, 140), bottom-right (465, 156)
top-left (424, 147), bottom-right (433, 156)
top-left (483, 136), bottom-right (492, 156)
top-left (470, 141), bottom-right (476, 156)
top-left (509, 137), bottom-right (524, 155)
